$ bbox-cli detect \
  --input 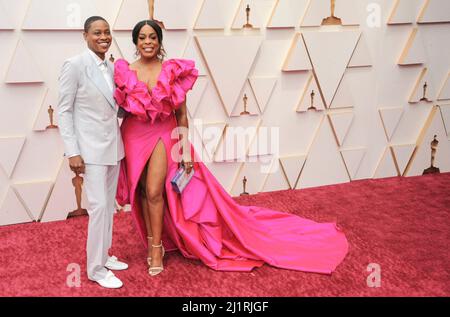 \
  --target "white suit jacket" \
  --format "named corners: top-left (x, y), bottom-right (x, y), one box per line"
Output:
top-left (57, 50), bottom-right (124, 165)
